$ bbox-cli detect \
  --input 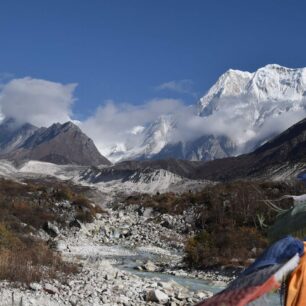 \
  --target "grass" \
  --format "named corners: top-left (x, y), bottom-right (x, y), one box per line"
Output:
top-left (0, 236), bottom-right (78, 284)
top-left (0, 178), bottom-right (103, 284)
